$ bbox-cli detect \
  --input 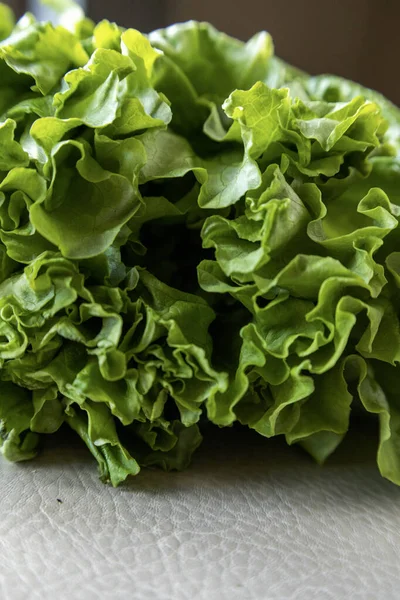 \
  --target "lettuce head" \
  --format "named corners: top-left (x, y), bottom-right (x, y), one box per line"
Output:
top-left (1, 1), bottom-right (400, 486)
